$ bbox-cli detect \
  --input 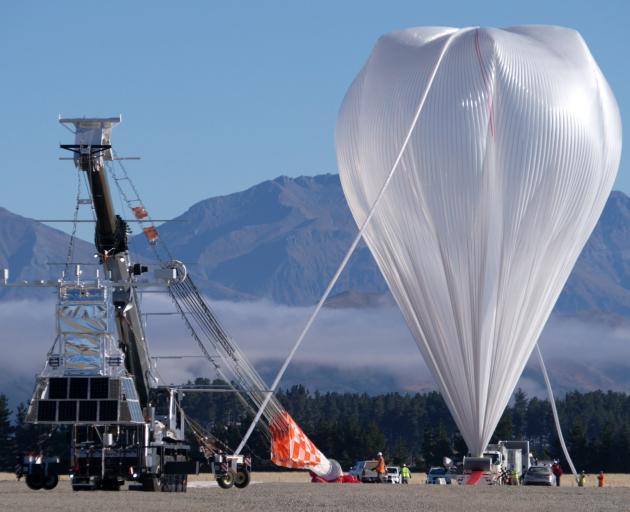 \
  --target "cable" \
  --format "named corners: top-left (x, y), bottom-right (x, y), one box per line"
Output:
top-left (108, 154), bottom-right (286, 430)
top-left (535, 344), bottom-right (578, 483)
top-left (63, 170), bottom-right (83, 276)
top-left (235, 29), bottom-right (462, 455)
